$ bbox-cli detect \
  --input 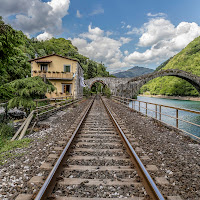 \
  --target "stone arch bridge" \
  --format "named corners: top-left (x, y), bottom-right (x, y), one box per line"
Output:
top-left (84, 69), bottom-right (200, 97)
